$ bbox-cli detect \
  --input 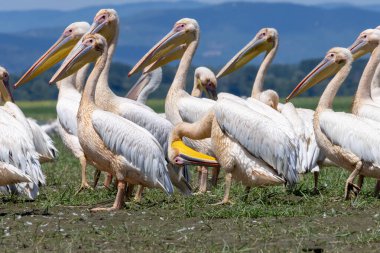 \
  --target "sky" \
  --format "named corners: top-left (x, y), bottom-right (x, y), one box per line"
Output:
top-left (0, 0), bottom-right (379, 11)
